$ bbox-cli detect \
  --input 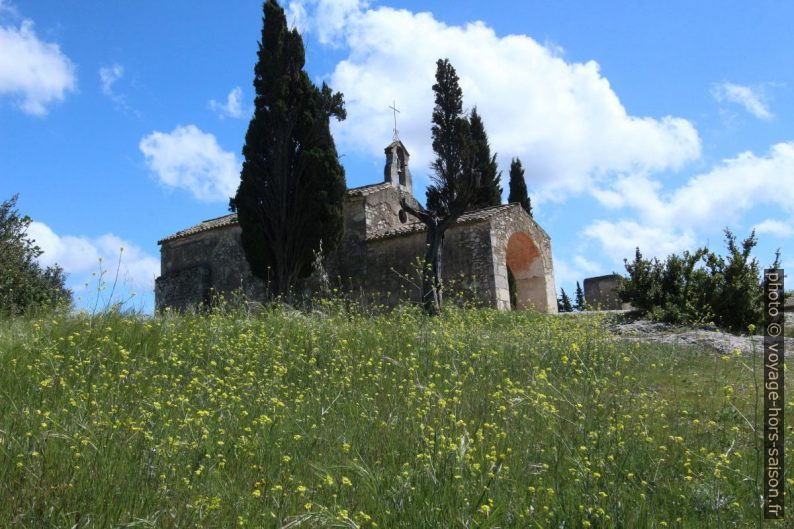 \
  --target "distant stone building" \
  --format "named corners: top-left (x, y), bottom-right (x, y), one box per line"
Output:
top-left (156, 140), bottom-right (558, 313)
top-left (583, 274), bottom-right (625, 310)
